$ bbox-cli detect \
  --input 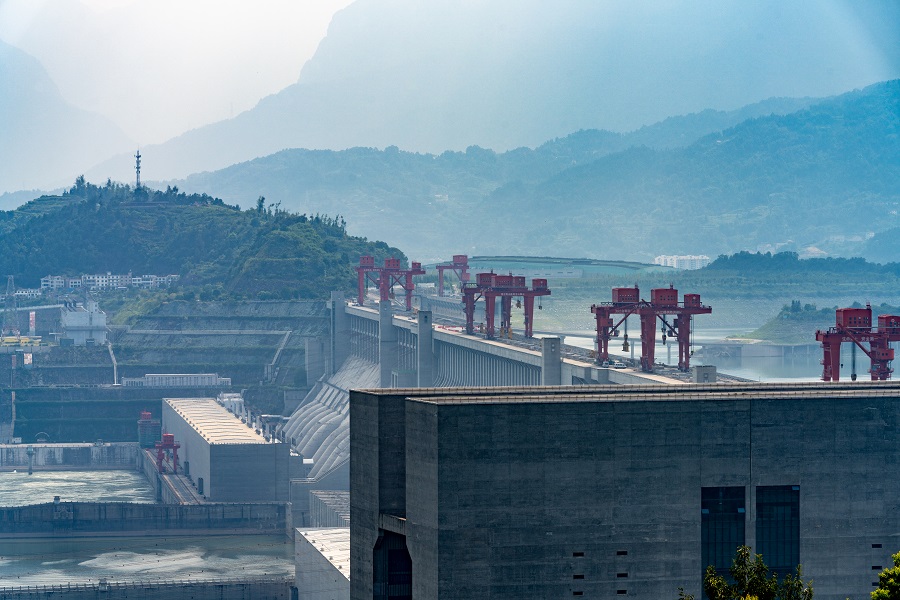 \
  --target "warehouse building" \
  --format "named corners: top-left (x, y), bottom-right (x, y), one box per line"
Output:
top-left (350, 382), bottom-right (900, 600)
top-left (162, 397), bottom-right (289, 502)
